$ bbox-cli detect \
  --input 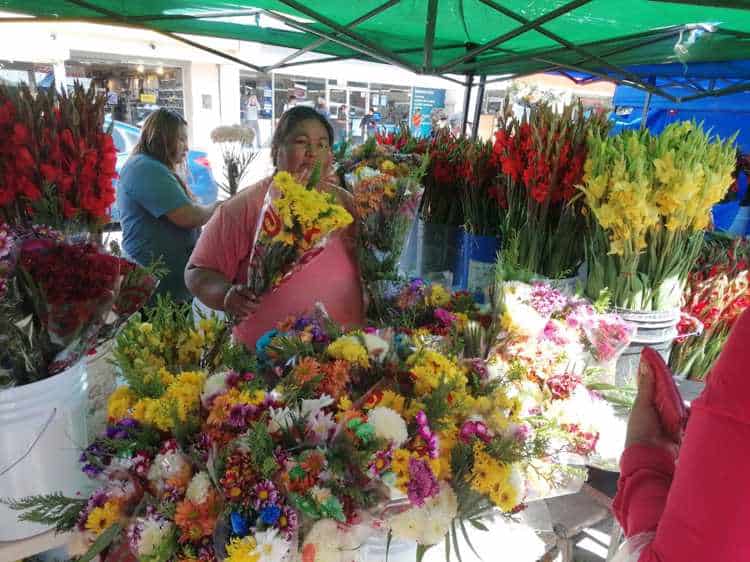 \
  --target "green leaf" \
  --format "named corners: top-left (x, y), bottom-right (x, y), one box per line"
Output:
top-left (385, 530), bottom-right (393, 562)
top-left (416, 544), bottom-right (430, 562)
top-left (1, 492), bottom-right (87, 533)
top-left (459, 518), bottom-right (482, 560)
top-left (78, 522), bottom-right (123, 562)
top-left (451, 521), bottom-right (463, 562)
top-left (468, 519), bottom-right (489, 532)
